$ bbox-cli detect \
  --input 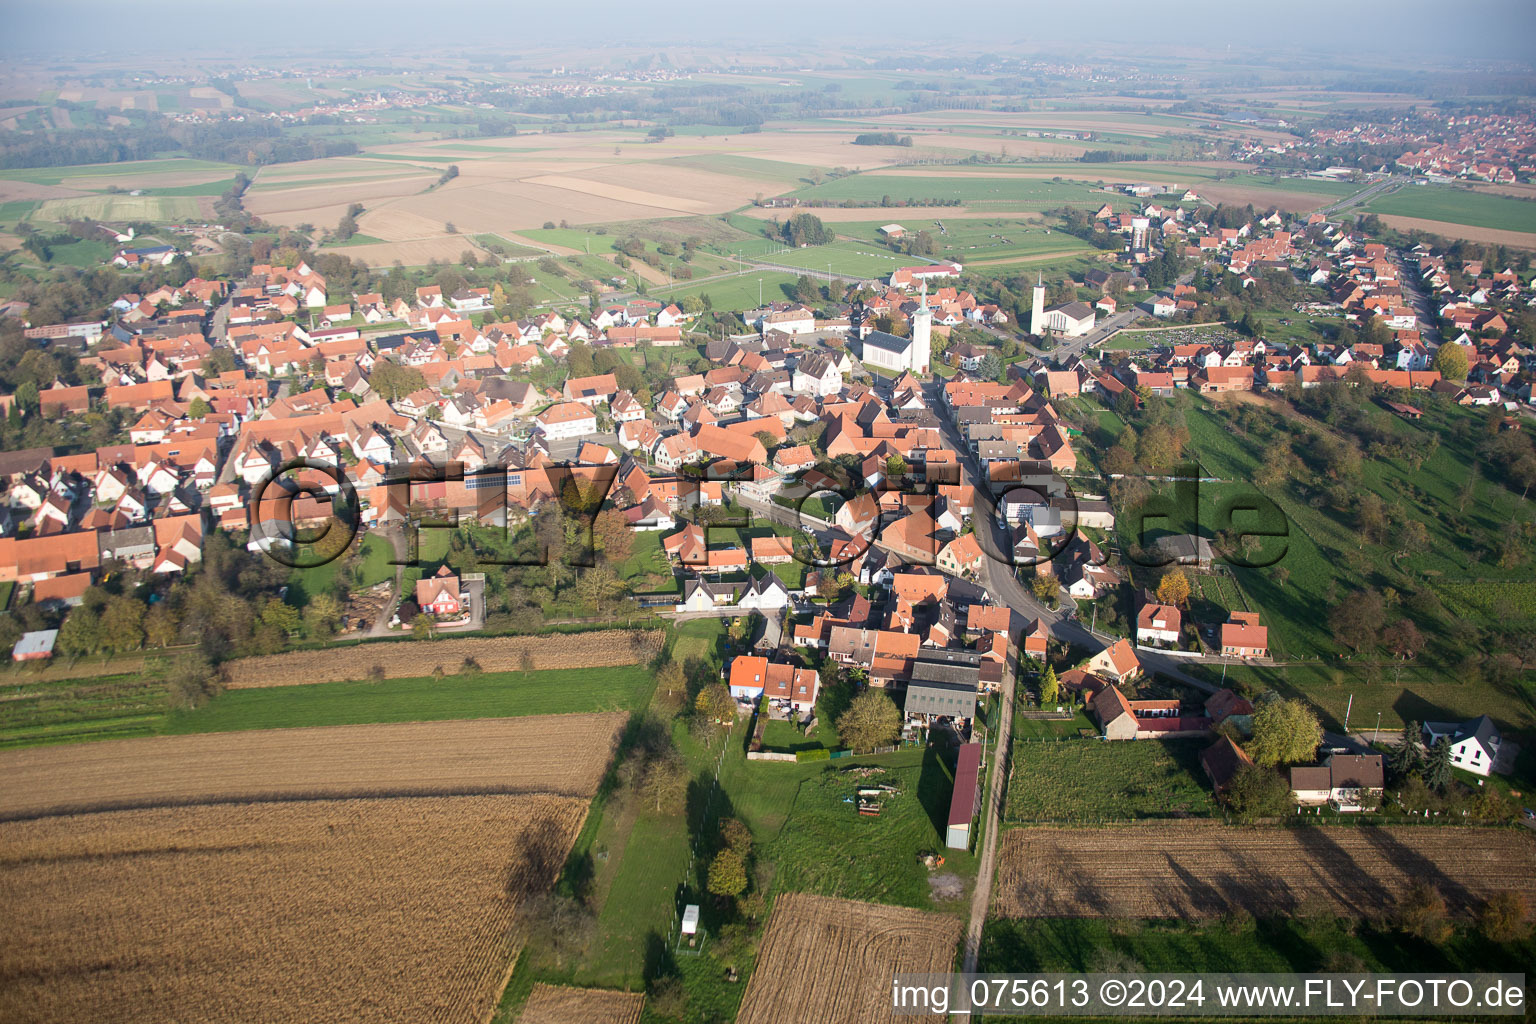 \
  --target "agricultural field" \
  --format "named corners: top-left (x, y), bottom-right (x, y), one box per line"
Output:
top-left (1364, 184), bottom-right (1536, 234)
top-left (32, 194), bottom-right (207, 223)
top-left (0, 712), bottom-right (626, 819)
top-left (0, 156), bottom-right (239, 189)
top-left (788, 173), bottom-right (1112, 209)
top-left (1004, 738), bottom-right (1215, 823)
top-left (0, 794), bottom-right (588, 1024)
top-left (979, 914), bottom-right (1536, 982)
top-left (734, 893), bottom-right (963, 1024)
top-left (220, 629), bottom-right (662, 687)
top-left (515, 984), bottom-right (643, 1024)
top-left (160, 664), bottom-right (657, 737)
top-left (992, 824), bottom-right (1536, 919)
